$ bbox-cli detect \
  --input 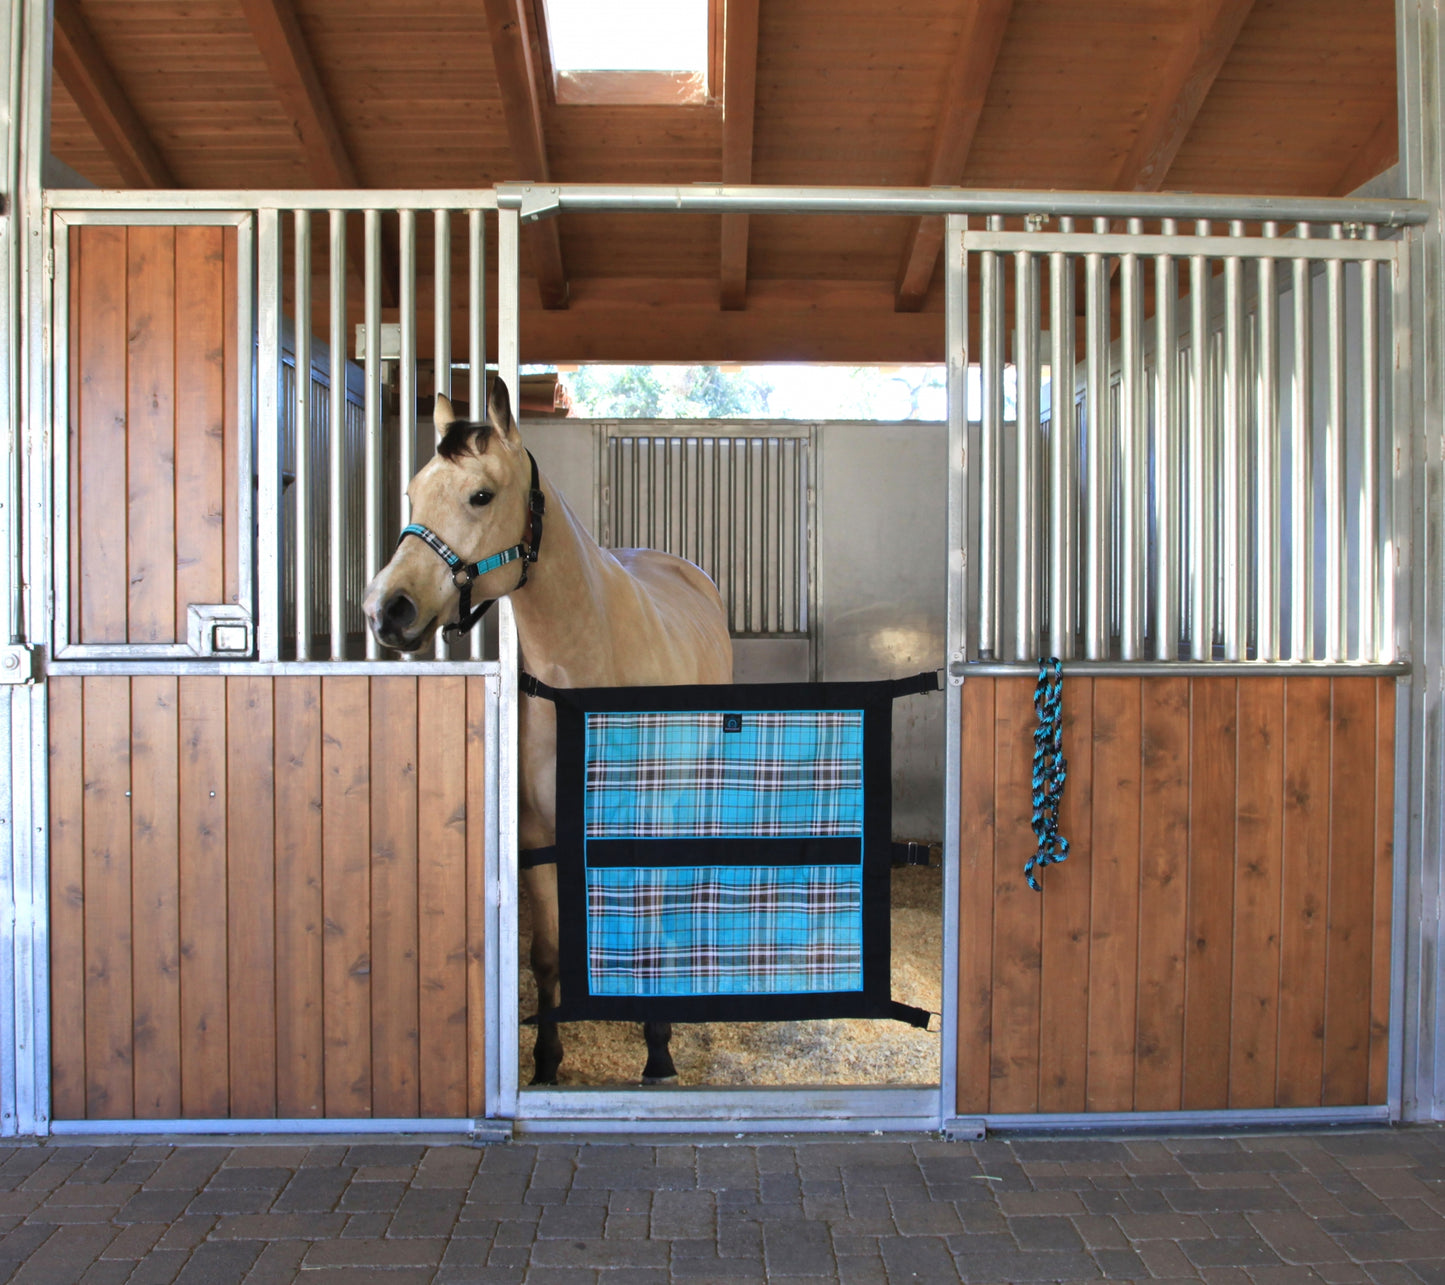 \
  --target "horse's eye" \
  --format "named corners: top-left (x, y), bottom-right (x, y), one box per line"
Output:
top-left (469, 490), bottom-right (494, 508)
